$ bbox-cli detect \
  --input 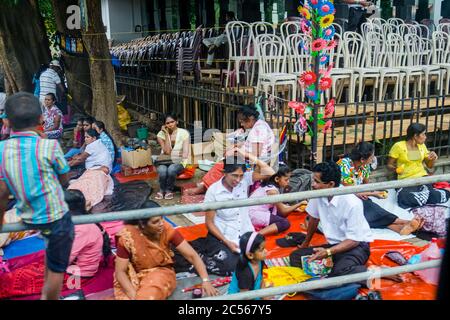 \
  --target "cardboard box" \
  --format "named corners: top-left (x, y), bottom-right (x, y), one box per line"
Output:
top-left (190, 141), bottom-right (215, 165)
top-left (121, 147), bottom-right (152, 169)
